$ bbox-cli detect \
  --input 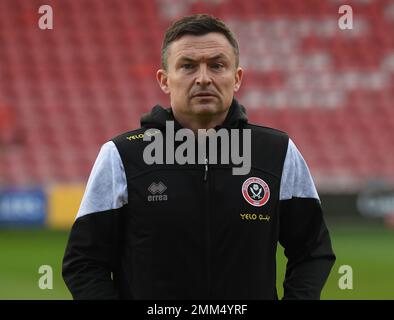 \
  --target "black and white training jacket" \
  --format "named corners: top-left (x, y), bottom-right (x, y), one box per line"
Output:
top-left (62, 99), bottom-right (335, 300)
